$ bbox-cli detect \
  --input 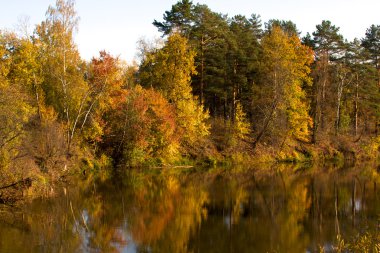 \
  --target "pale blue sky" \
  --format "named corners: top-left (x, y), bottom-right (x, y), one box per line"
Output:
top-left (1, 0), bottom-right (379, 62)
